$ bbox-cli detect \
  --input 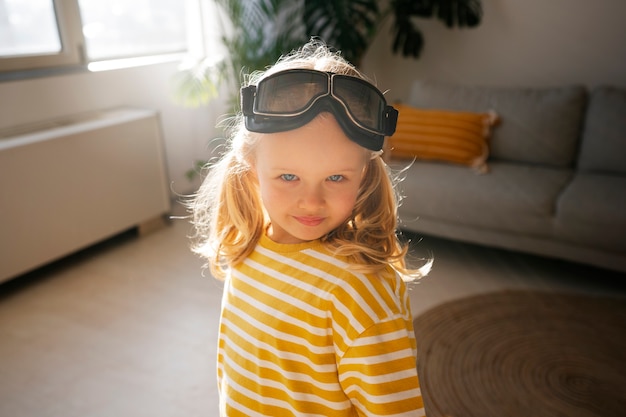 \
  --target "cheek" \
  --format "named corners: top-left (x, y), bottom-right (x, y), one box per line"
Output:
top-left (333, 186), bottom-right (361, 215)
top-left (257, 180), bottom-right (287, 209)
